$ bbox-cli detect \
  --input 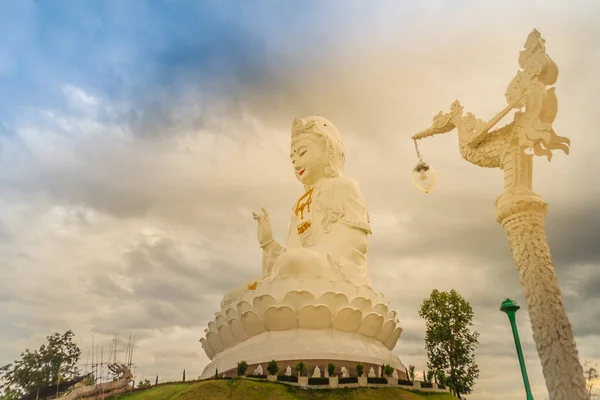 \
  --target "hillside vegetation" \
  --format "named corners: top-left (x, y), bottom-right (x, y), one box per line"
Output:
top-left (110, 379), bottom-right (457, 400)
